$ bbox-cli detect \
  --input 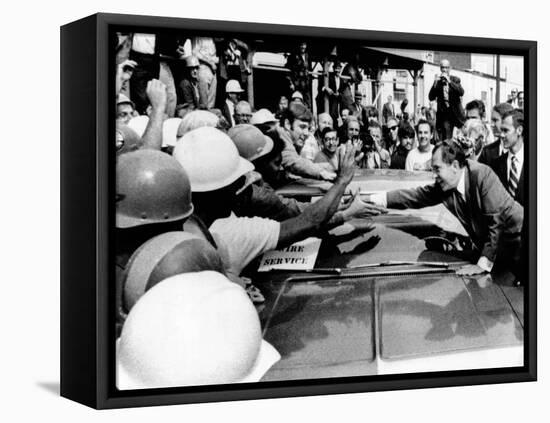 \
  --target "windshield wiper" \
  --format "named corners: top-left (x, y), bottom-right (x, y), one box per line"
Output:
top-left (348, 260), bottom-right (449, 269)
